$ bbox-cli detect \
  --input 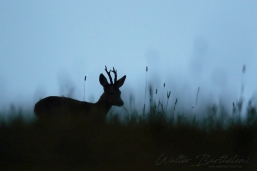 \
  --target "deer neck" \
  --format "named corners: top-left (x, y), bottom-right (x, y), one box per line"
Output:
top-left (95, 93), bottom-right (112, 115)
